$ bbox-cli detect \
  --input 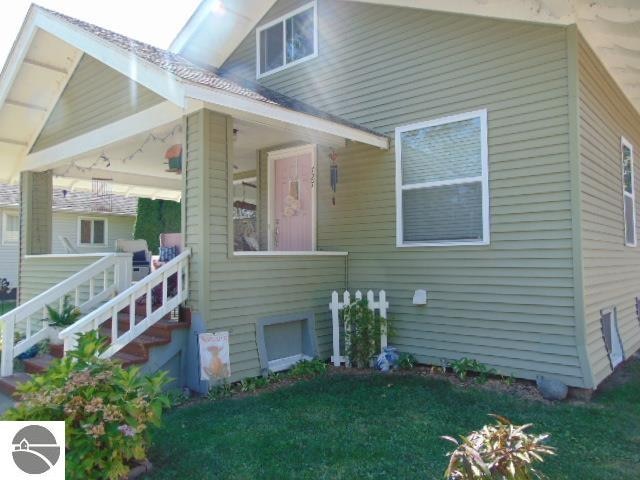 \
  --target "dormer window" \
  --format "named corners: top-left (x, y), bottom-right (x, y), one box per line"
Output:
top-left (256, 1), bottom-right (317, 78)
